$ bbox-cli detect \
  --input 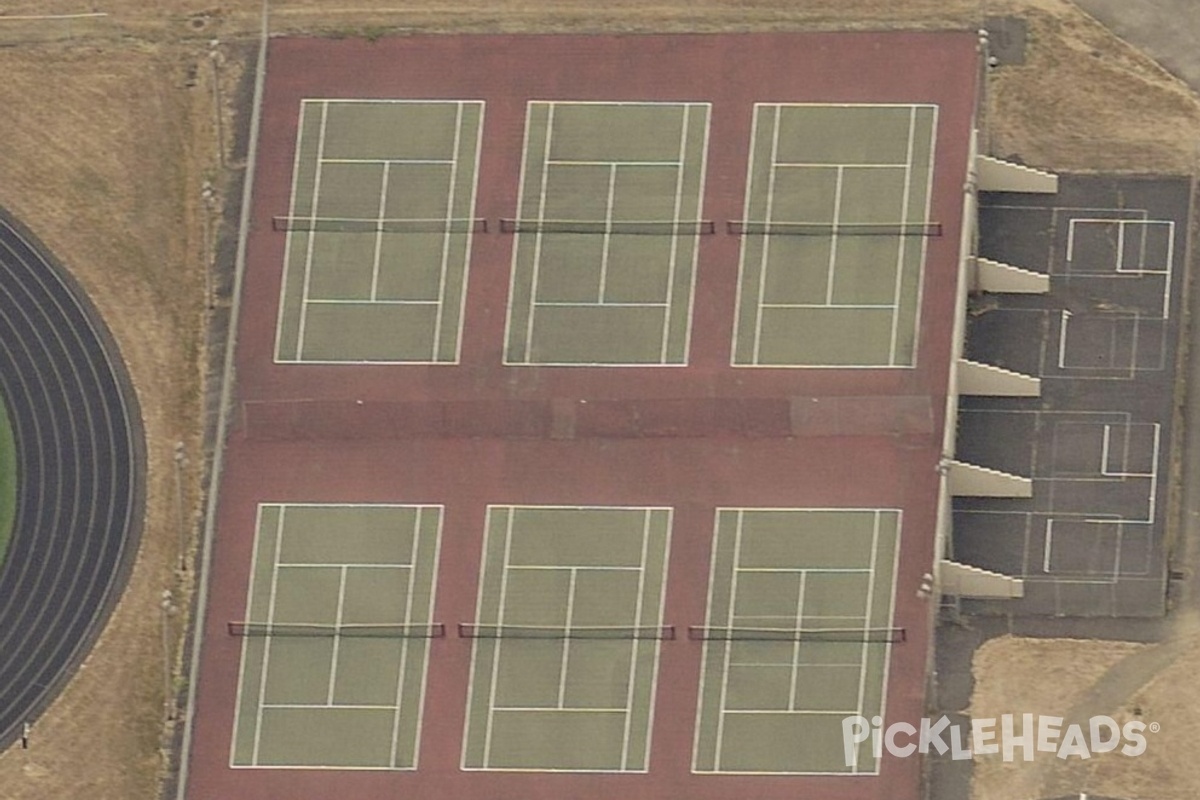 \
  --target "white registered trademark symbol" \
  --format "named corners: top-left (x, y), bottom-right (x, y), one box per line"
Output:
top-left (1149, 722), bottom-right (1161, 734)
